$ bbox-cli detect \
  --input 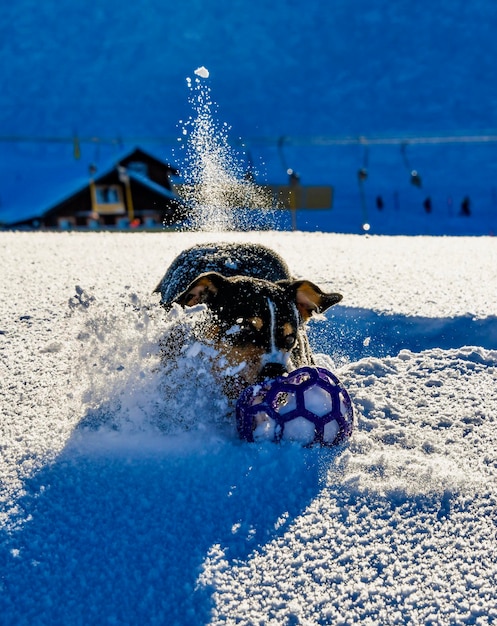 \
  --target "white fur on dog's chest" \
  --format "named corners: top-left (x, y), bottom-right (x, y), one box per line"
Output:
top-left (262, 298), bottom-right (299, 367)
